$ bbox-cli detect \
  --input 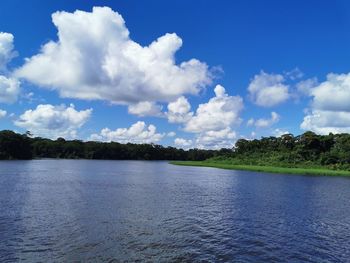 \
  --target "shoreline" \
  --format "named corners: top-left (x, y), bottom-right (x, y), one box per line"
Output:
top-left (170, 161), bottom-right (350, 177)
